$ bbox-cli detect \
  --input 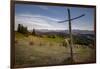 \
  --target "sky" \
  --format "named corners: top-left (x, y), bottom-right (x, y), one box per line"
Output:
top-left (15, 3), bottom-right (95, 31)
